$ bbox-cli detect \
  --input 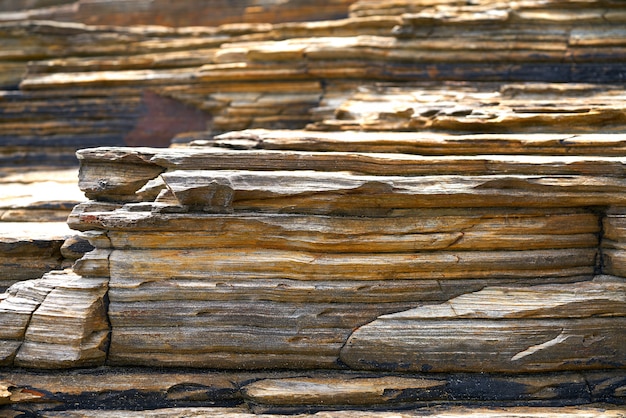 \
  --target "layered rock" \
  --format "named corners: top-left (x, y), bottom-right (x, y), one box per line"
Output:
top-left (0, 269), bottom-right (109, 368)
top-left (3, 0), bottom-right (626, 165)
top-left (1, 0), bottom-right (626, 415)
top-left (0, 0), bottom-right (357, 27)
top-left (0, 167), bottom-right (90, 291)
top-left (2, 129), bottom-right (623, 412)
top-left (18, 128), bottom-right (611, 372)
top-left (341, 276), bottom-right (626, 373)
